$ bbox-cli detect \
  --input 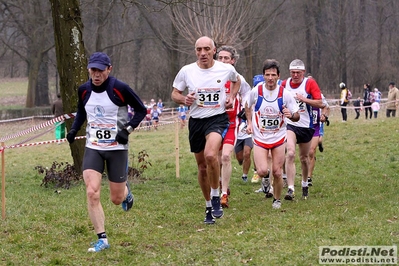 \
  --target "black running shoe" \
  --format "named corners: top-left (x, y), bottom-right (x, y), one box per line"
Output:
top-left (204, 207), bottom-right (215, 224)
top-left (302, 186), bottom-right (309, 199)
top-left (318, 143), bottom-right (324, 152)
top-left (122, 182), bottom-right (134, 211)
top-left (308, 177), bottom-right (313, 187)
top-left (284, 188), bottom-right (295, 200)
top-left (211, 196), bottom-right (224, 218)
